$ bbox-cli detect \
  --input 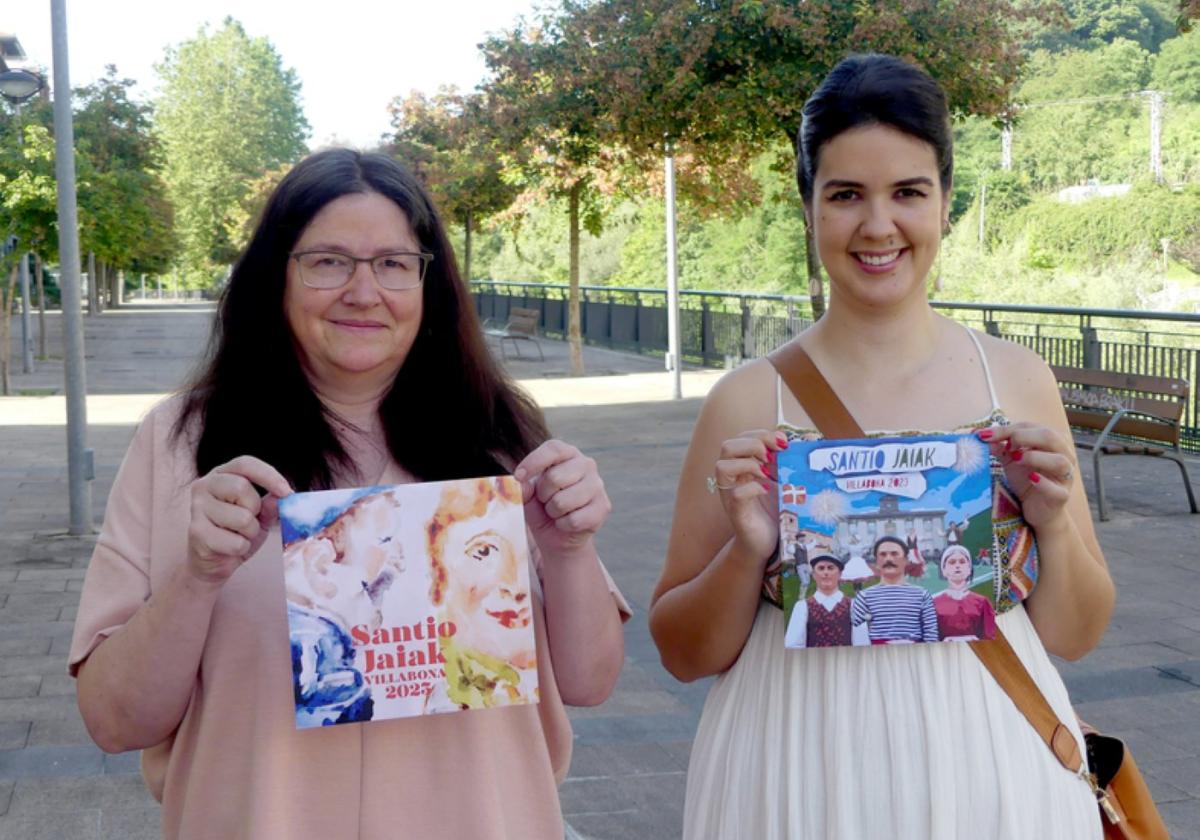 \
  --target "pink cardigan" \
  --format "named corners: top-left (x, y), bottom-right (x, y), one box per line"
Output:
top-left (69, 397), bottom-right (630, 839)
